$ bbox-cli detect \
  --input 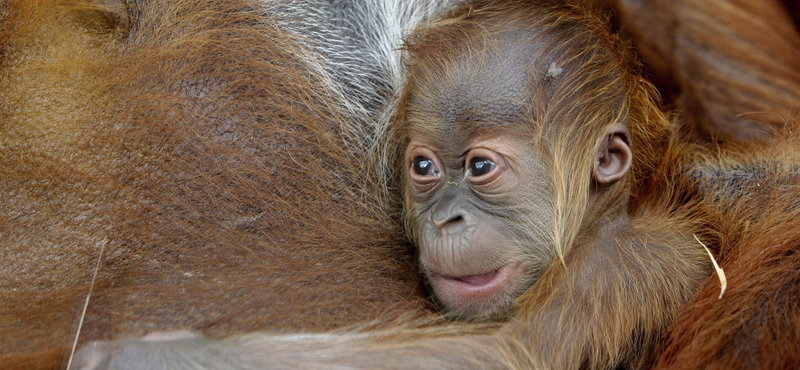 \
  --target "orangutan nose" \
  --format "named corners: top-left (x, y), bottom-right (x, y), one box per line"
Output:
top-left (431, 191), bottom-right (471, 230)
